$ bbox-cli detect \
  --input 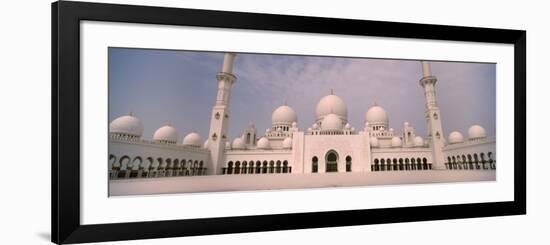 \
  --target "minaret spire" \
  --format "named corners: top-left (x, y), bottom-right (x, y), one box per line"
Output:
top-left (421, 61), bottom-right (432, 77)
top-left (208, 52), bottom-right (237, 175)
top-left (419, 61), bottom-right (438, 109)
top-left (419, 61), bottom-right (445, 170)
top-left (214, 53), bottom-right (237, 106)
top-left (221, 53), bottom-right (236, 74)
